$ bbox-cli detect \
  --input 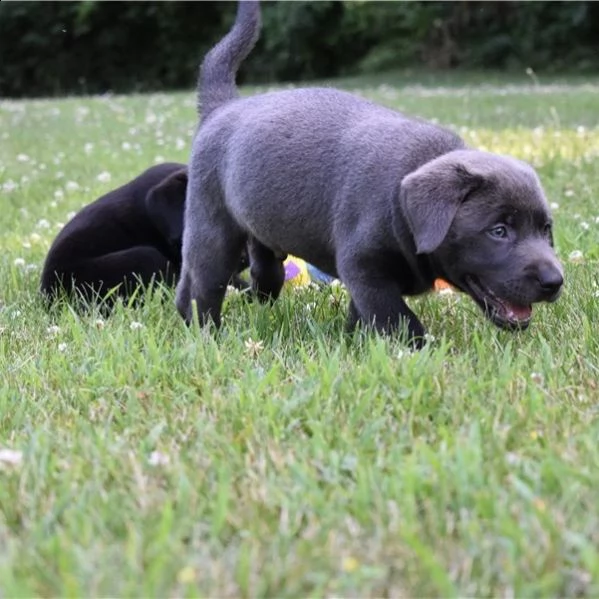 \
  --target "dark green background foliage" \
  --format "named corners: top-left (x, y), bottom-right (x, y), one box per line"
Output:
top-left (1, 1), bottom-right (598, 98)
